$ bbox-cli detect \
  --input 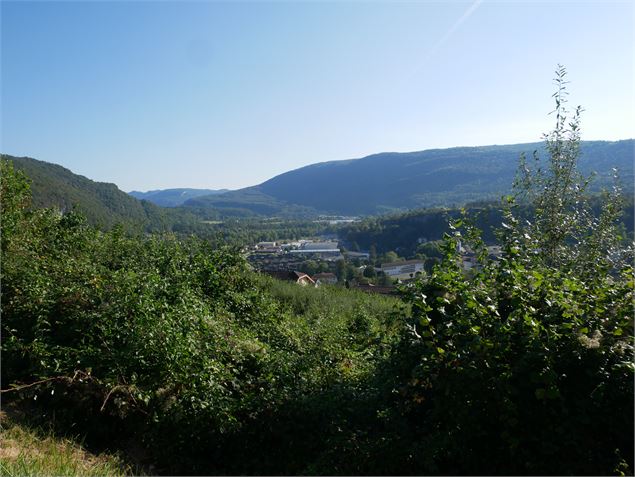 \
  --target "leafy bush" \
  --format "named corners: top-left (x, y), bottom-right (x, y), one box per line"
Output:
top-left (1, 160), bottom-right (403, 474)
top-left (391, 67), bottom-right (634, 475)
